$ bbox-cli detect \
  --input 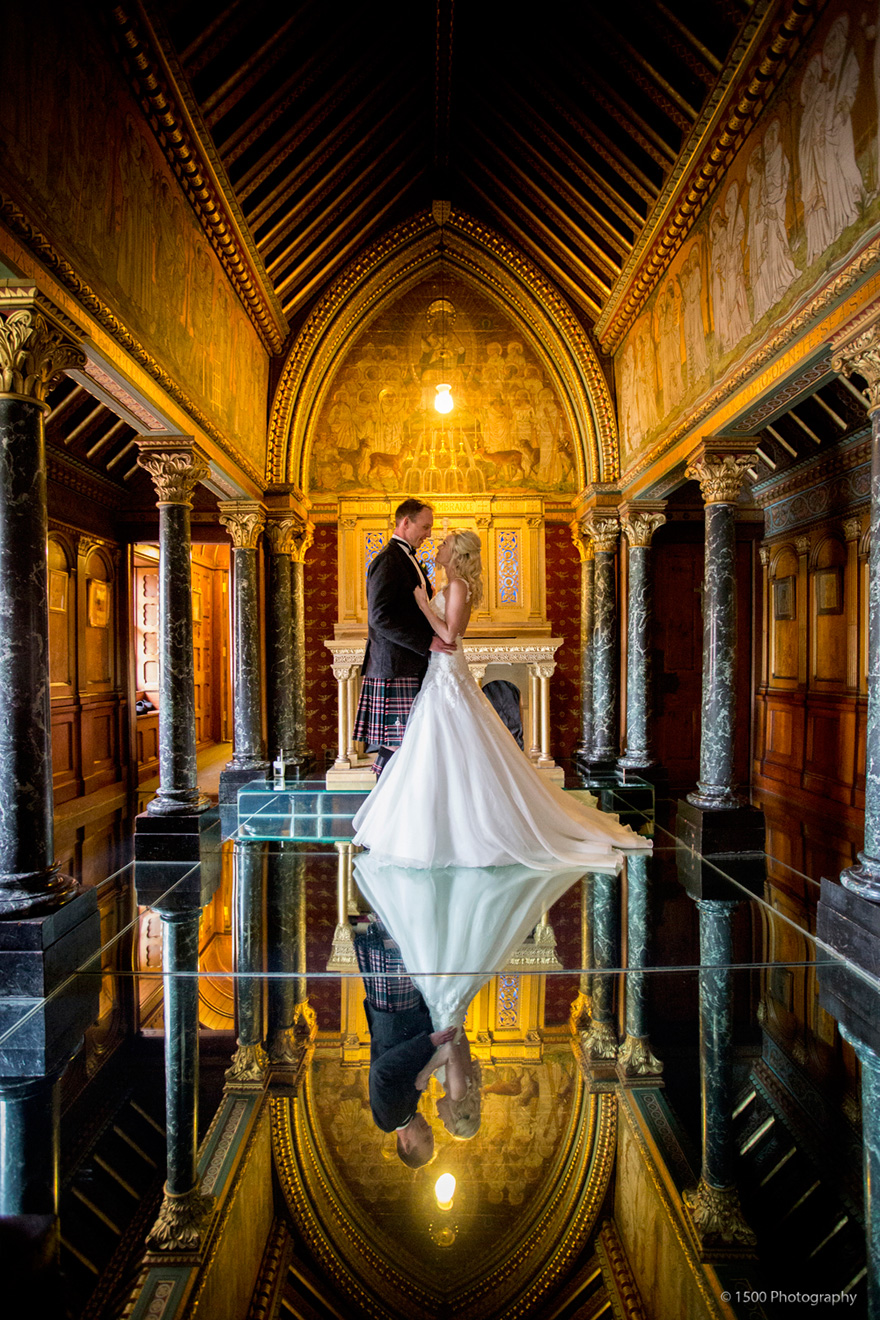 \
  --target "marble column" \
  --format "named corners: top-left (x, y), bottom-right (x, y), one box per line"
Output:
top-left (580, 869), bottom-right (619, 1060)
top-left (685, 452), bottom-right (753, 810)
top-left (146, 906), bottom-right (213, 1251)
top-left (839, 1026), bottom-right (880, 1319)
top-left (0, 1074), bottom-right (60, 1214)
top-left (586, 514), bottom-right (620, 763)
top-left (618, 851), bottom-right (663, 1078)
top-left (225, 840), bottom-right (268, 1088)
top-left (573, 526), bottom-right (595, 761)
top-left (265, 844), bottom-right (315, 1065)
top-left (265, 517), bottom-right (311, 774)
top-left (619, 509), bottom-right (665, 771)
top-left (571, 873), bottom-right (594, 1031)
top-left (218, 503), bottom-right (268, 787)
top-left (0, 293), bottom-right (84, 915)
top-left (831, 334), bottom-right (880, 900)
top-left (136, 439), bottom-right (211, 816)
top-left (683, 898), bottom-right (755, 1248)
